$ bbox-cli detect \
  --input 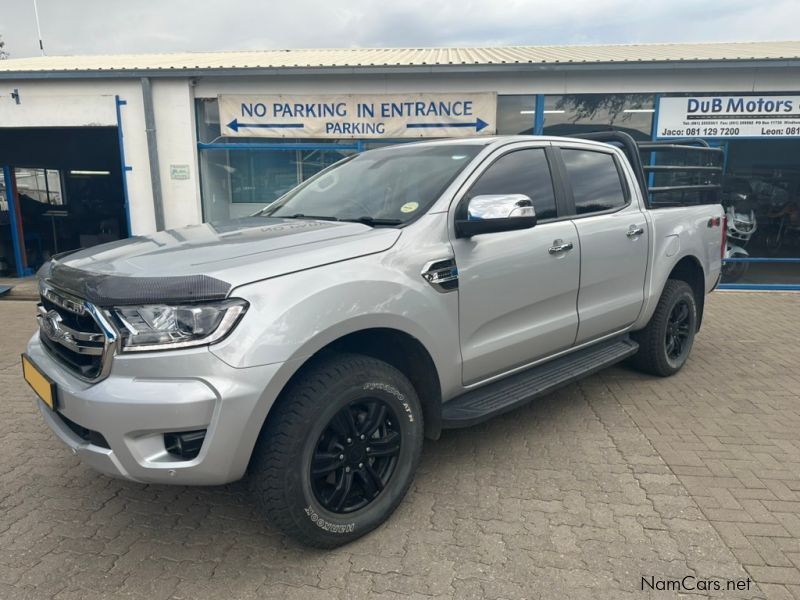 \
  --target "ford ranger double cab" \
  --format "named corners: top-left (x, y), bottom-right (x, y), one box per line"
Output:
top-left (22, 133), bottom-right (725, 547)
